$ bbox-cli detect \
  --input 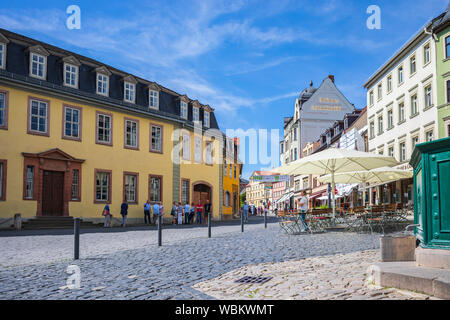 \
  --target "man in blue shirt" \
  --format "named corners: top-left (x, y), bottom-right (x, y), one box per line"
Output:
top-left (152, 202), bottom-right (160, 225)
top-left (183, 202), bottom-right (190, 224)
